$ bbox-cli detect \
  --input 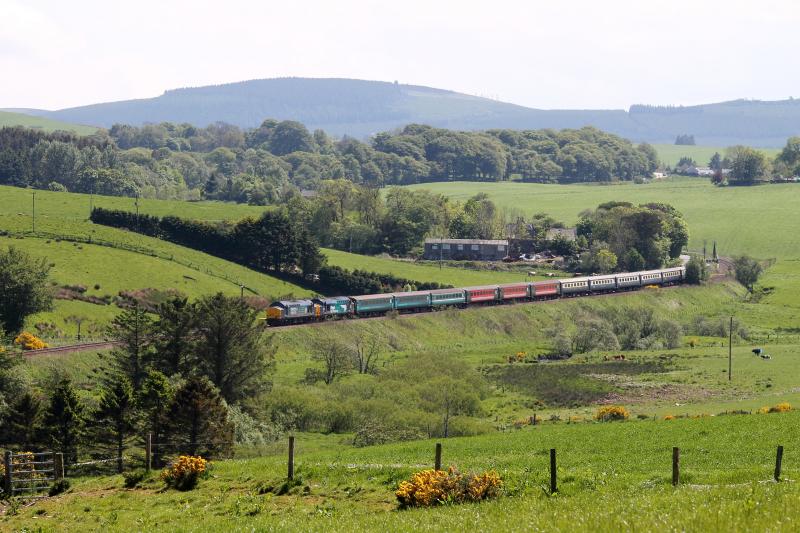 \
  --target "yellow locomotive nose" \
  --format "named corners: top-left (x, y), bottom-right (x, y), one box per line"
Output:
top-left (266, 307), bottom-right (282, 320)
